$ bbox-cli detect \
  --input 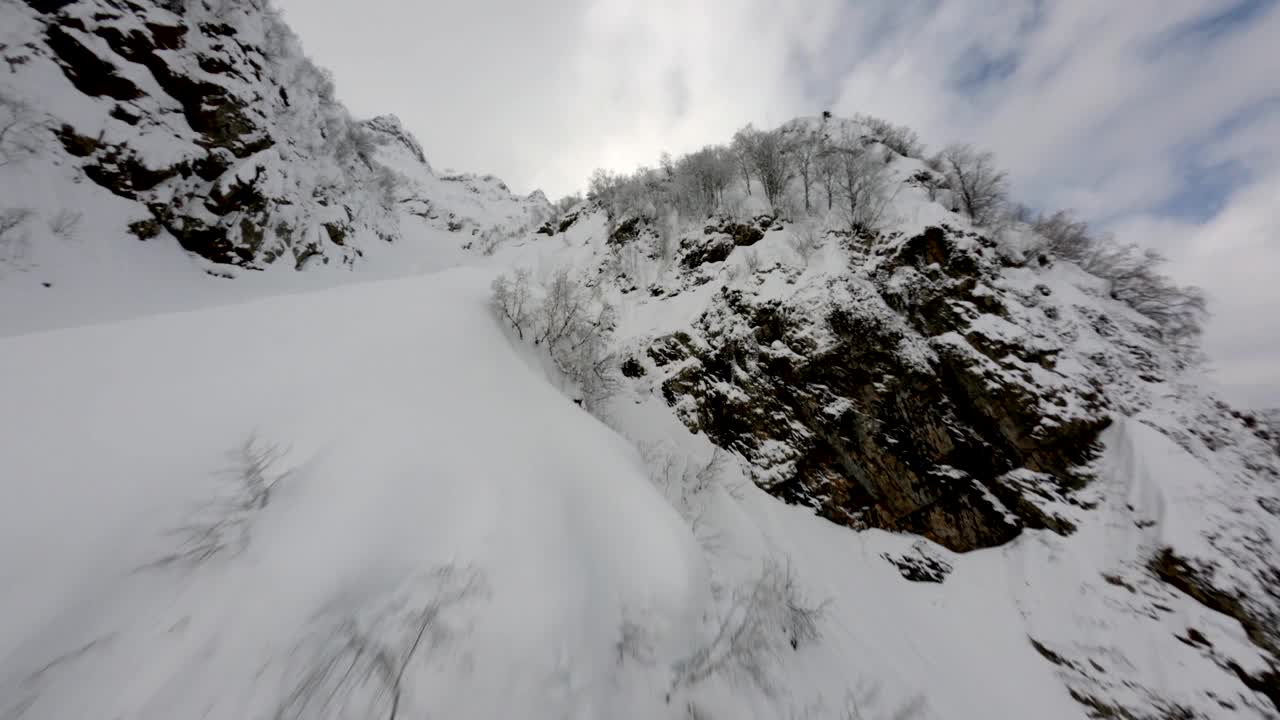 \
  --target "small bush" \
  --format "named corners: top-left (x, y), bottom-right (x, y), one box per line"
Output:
top-left (277, 565), bottom-right (485, 720)
top-left (146, 432), bottom-right (293, 570)
top-left (491, 268), bottom-right (533, 340)
top-left (47, 209), bottom-right (83, 241)
top-left (492, 266), bottom-right (619, 410)
top-left (1031, 209), bottom-right (1208, 346)
top-left (788, 223), bottom-right (823, 265)
top-left (0, 93), bottom-right (42, 167)
top-left (0, 207), bottom-right (33, 265)
top-left (670, 557), bottom-right (826, 698)
top-left (855, 114), bottom-right (925, 158)
top-left (1033, 209), bottom-right (1092, 261)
